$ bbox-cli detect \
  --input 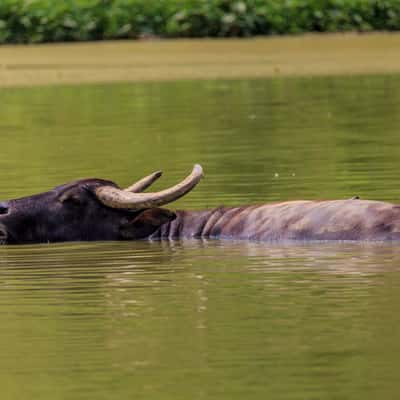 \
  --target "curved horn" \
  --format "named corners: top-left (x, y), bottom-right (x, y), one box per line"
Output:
top-left (124, 170), bottom-right (162, 193)
top-left (95, 164), bottom-right (203, 209)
